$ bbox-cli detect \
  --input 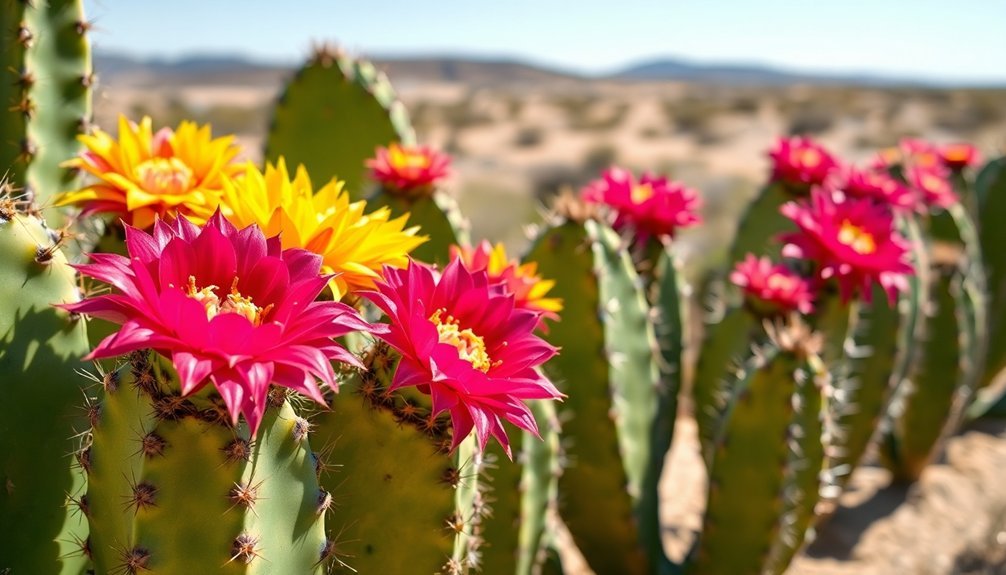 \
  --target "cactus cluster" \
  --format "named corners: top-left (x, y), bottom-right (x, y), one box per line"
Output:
top-left (3, 8), bottom-right (1006, 575)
